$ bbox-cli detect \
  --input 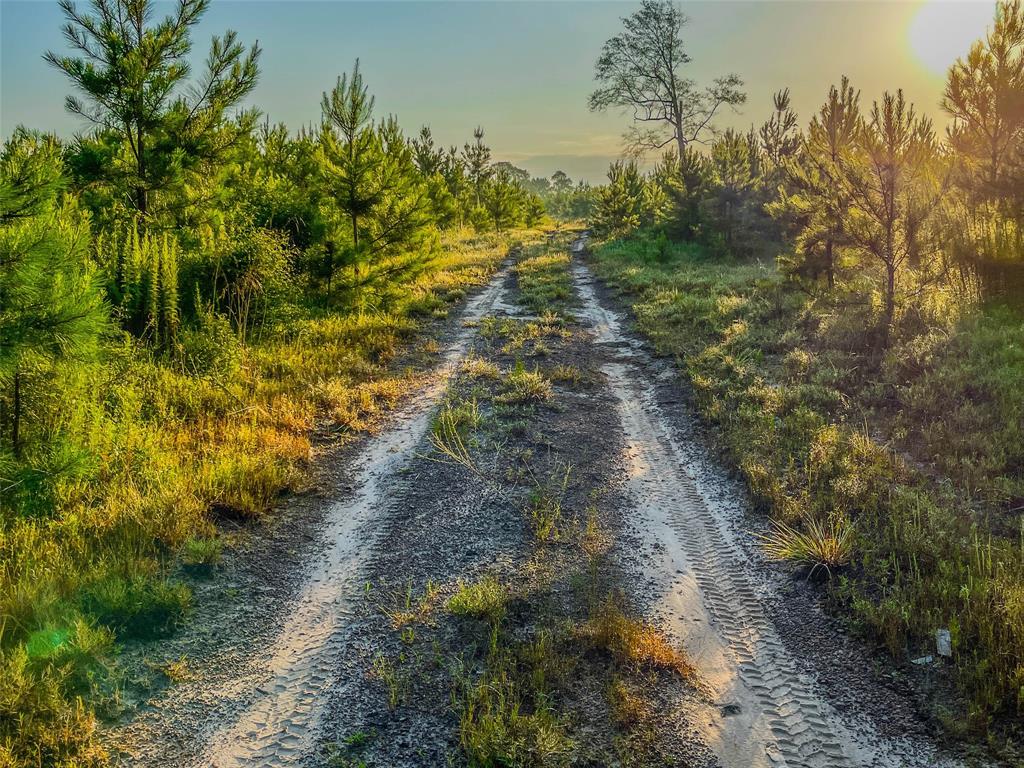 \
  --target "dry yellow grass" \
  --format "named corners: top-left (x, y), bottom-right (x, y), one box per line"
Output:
top-left (578, 598), bottom-right (696, 679)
